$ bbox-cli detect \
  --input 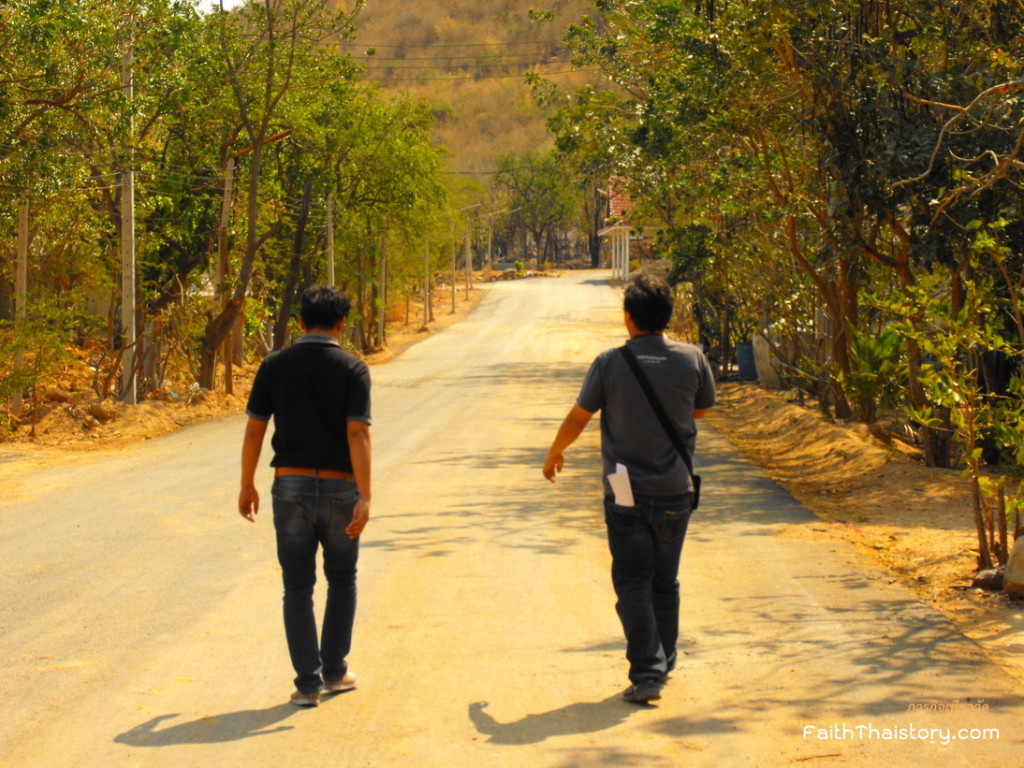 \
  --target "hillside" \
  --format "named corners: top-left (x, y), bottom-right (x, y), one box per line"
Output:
top-left (347, 0), bottom-right (596, 180)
